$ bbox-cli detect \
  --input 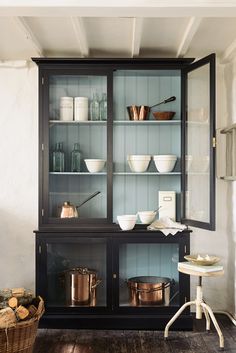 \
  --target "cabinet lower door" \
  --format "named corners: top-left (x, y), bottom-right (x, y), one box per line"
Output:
top-left (116, 242), bottom-right (180, 309)
top-left (44, 238), bottom-right (108, 309)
